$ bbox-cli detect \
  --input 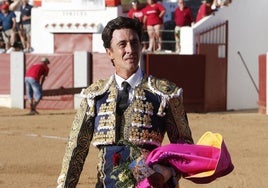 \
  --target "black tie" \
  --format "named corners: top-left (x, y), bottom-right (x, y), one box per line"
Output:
top-left (117, 81), bottom-right (130, 115)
